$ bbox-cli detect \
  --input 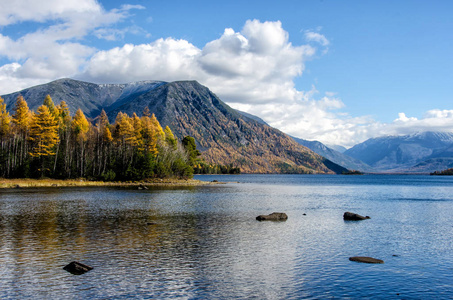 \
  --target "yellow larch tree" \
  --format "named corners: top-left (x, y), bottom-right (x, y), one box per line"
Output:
top-left (72, 109), bottom-right (90, 177)
top-left (28, 105), bottom-right (60, 157)
top-left (131, 112), bottom-right (144, 150)
top-left (12, 95), bottom-right (31, 134)
top-left (12, 95), bottom-right (32, 167)
top-left (0, 96), bottom-right (11, 138)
